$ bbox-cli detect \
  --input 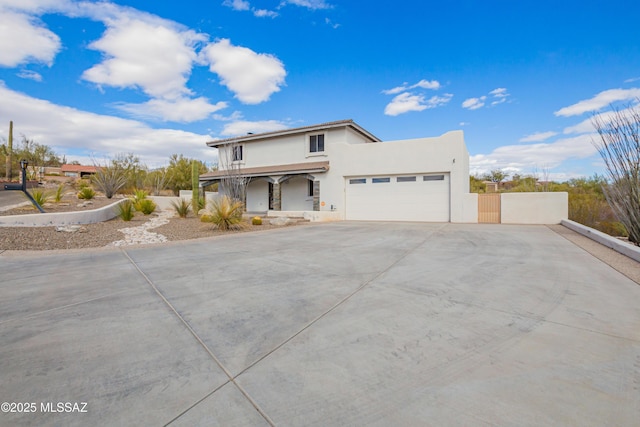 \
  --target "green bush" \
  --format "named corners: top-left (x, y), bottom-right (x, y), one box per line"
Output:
top-left (132, 188), bottom-right (148, 202)
top-left (170, 198), bottom-right (191, 218)
top-left (77, 187), bottom-right (96, 200)
top-left (116, 200), bottom-right (135, 221)
top-left (252, 216), bottom-right (262, 225)
top-left (135, 198), bottom-right (156, 215)
top-left (201, 195), bottom-right (245, 230)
